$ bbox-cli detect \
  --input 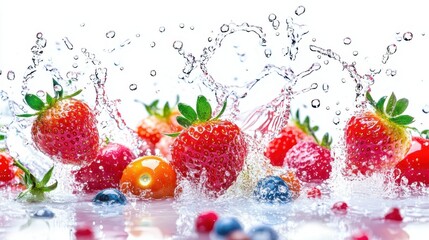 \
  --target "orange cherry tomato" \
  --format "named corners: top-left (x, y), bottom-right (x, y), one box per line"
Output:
top-left (280, 170), bottom-right (301, 198)
top-left (120, 155), bottom-right (177, 199)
